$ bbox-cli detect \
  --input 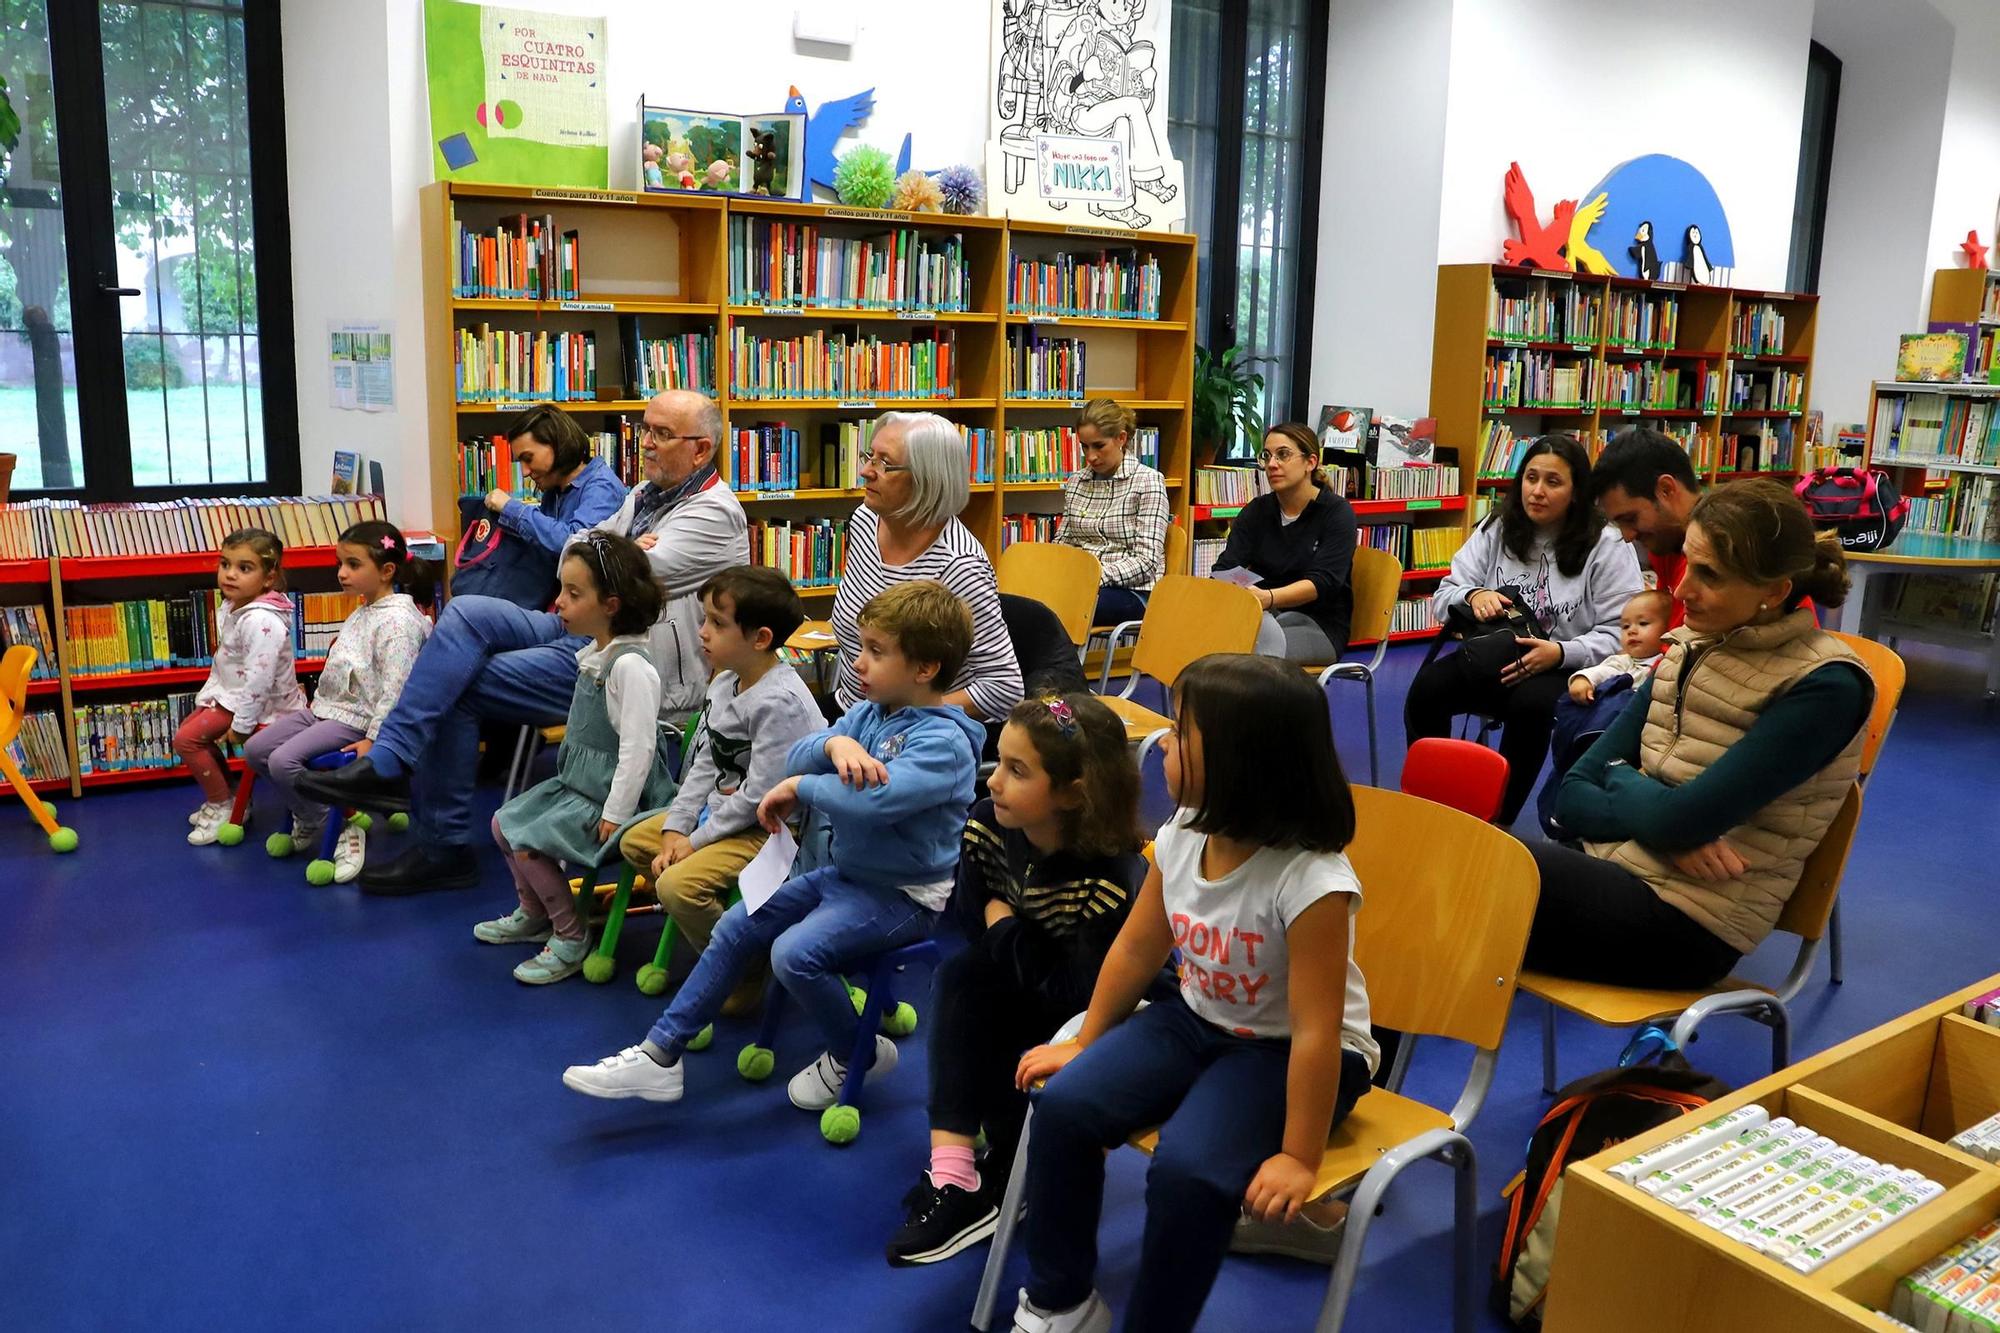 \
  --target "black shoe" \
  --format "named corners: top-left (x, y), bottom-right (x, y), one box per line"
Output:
top-left (358, 842), bottom-right (479, 895)
top-left (885, 1172), bottom-right (1000, 1267)
top-left (294, 756), bottom-right (413, 813)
